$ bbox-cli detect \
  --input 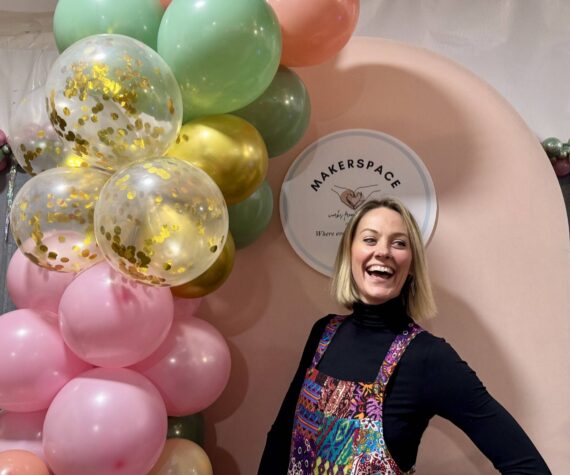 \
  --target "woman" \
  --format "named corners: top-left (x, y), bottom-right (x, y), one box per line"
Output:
top-left (259, 197), bottom-right (550, 474)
